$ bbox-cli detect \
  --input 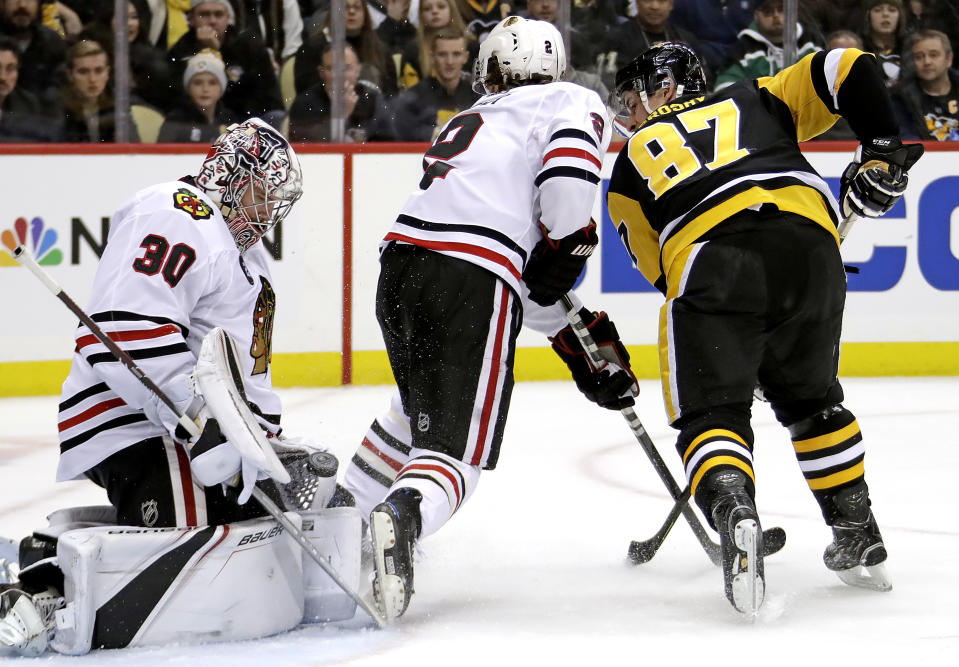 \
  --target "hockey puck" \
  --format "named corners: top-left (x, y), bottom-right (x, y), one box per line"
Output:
top-left (307, 451), bottom-right (338, 477)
